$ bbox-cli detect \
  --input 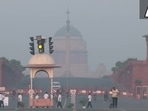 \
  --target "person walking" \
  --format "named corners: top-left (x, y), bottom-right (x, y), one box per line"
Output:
top-left (43, 92), bottom-right (49, 108)
top-left (57, 92), bottom-right (62, 108)
top-left (86, 93), bottom-right (93, 108)
top-left (44, 92), bottom-right (49, 99)
top-left (104, 90), bottom-right (109, 102)
top-left (0, 93), bottom-right (5, 108)
top-left (111, 87), bottom-right (119, 108)
top-left (35, 92), bottom-right (39, 99)
top-left (17, 93), bottom-right (23, 108)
